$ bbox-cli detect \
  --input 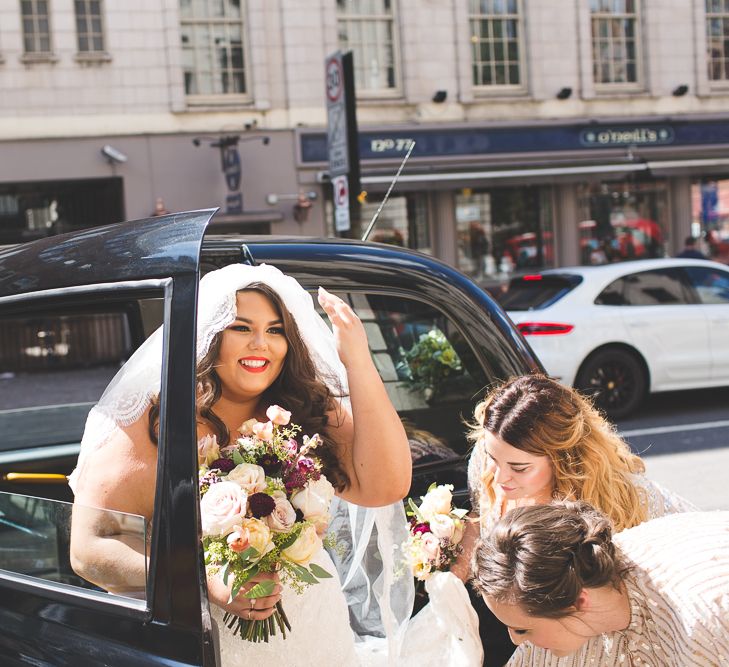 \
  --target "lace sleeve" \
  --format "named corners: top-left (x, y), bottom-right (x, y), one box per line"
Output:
top-left (633, 474), bottom-right (699, 519)
top-left (467, 444), bottom-right (484, 514)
